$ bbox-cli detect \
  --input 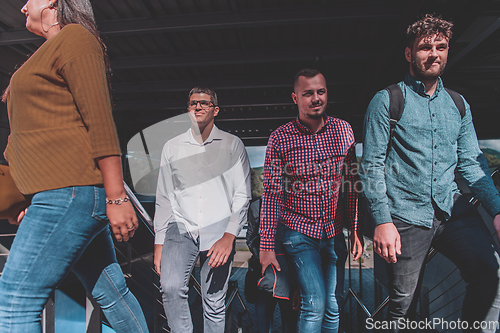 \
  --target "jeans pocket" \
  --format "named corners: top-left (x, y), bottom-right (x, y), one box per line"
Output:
top-left (91, 186), bottom-right (109, 224)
